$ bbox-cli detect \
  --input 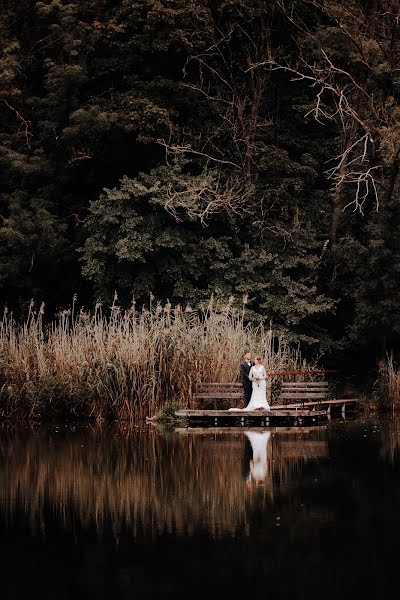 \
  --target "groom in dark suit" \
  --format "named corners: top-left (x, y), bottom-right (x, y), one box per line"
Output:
top-left (240, 352), bottom-right (254, 407)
